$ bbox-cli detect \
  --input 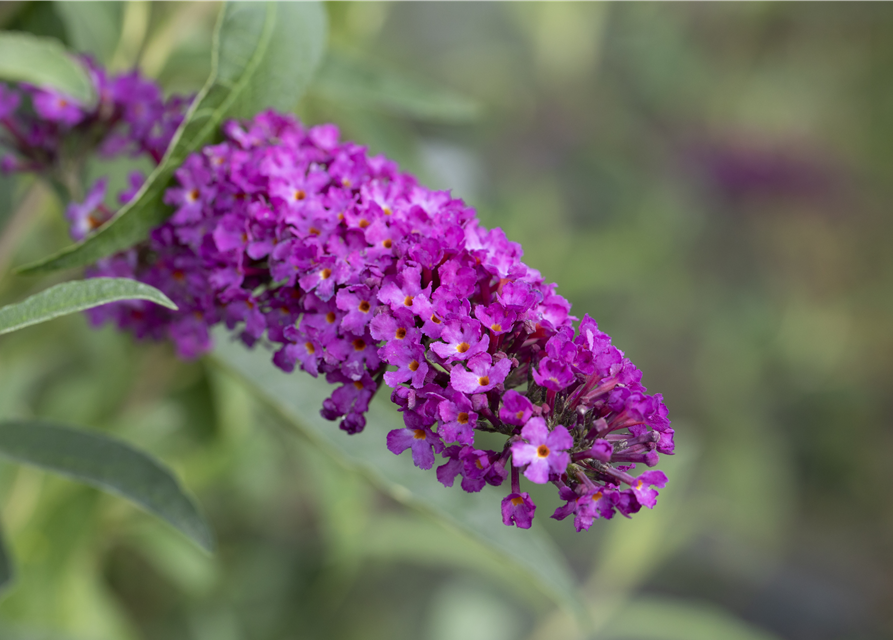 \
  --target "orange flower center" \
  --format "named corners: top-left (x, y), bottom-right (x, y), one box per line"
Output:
top-left (321, 268), bottom-right (332, 279)
top-left (478, 376), bottom-right (490, 387)
top-left (491, 323), bottom-right (502, 332)
top-left (304, 342), bottom-right (315, 354)
top-left (408, 360), bottom-right (420, 372)
top-left (293, 189), bottom-right (306, 201)
top-left (326, 312), bottom-right (336, 324)
top-left (358, 300), bottom-right (371, 313)
top-left (456, 342), bottom-right (471, 353)
top-left (358, 218), bottom-right (370, 228)
top-left (404, 295), bottom-right (414, 307)
top-left (395, 327), bottom-right (406, 339)
top-left (536, 445), bottom-right (550, 458)
top-left (352, 338), bottom-right (366, 351)
top-left (457, 412), bottom-right (469, 425)
top-left (353, 381), bottom-right (365, 390)
top-left (412, 429), bottom-right (426, 440)
top-left (510, 496), bottom-right (525, 506)
top-left (383, 239), bottom-right (392, 248)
